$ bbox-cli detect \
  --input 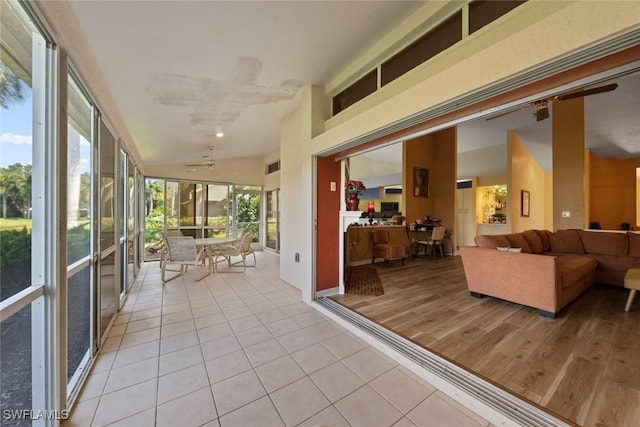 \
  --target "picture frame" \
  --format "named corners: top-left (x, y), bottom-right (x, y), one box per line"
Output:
top-left (521, 190), bottom-right (530, 217)
top-left (413, 167), bottom-right (429, 197)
